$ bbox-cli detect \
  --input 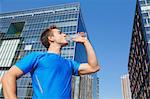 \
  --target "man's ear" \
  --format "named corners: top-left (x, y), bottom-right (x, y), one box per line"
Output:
top-left (48, 36), bottom-right (54, 42)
